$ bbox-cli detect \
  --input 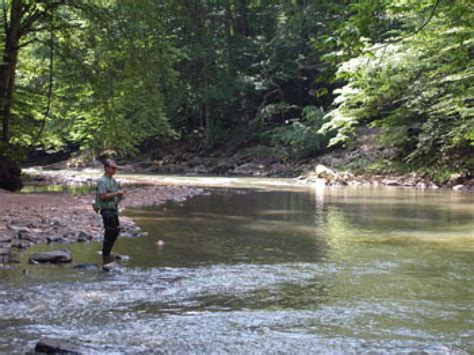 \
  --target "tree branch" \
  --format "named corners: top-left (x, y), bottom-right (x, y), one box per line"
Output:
top-left (25, 23), bottom-right (83, 33)
top-left (18, 37), bottom-right (38, 48)
top-left (372, 0), bottom-right (442, 52)
top-left (1, 0), bottom-right (8, 34)
top-left (29, 4), bottom-right (55, 149)
top-left (19, 0), bottom-right (66, 37)
top-left (410, 0), bottom-right (441, 37)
